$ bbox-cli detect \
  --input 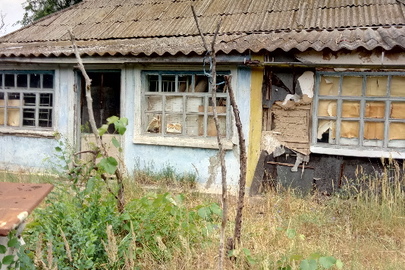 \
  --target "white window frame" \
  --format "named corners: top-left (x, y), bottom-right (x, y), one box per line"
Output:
top-left (0, 71), bottom-right (55, 134)
top-left (311, 71), bottom-right (405, 159)
top-left (133, 70), bottom-right (235, 149)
